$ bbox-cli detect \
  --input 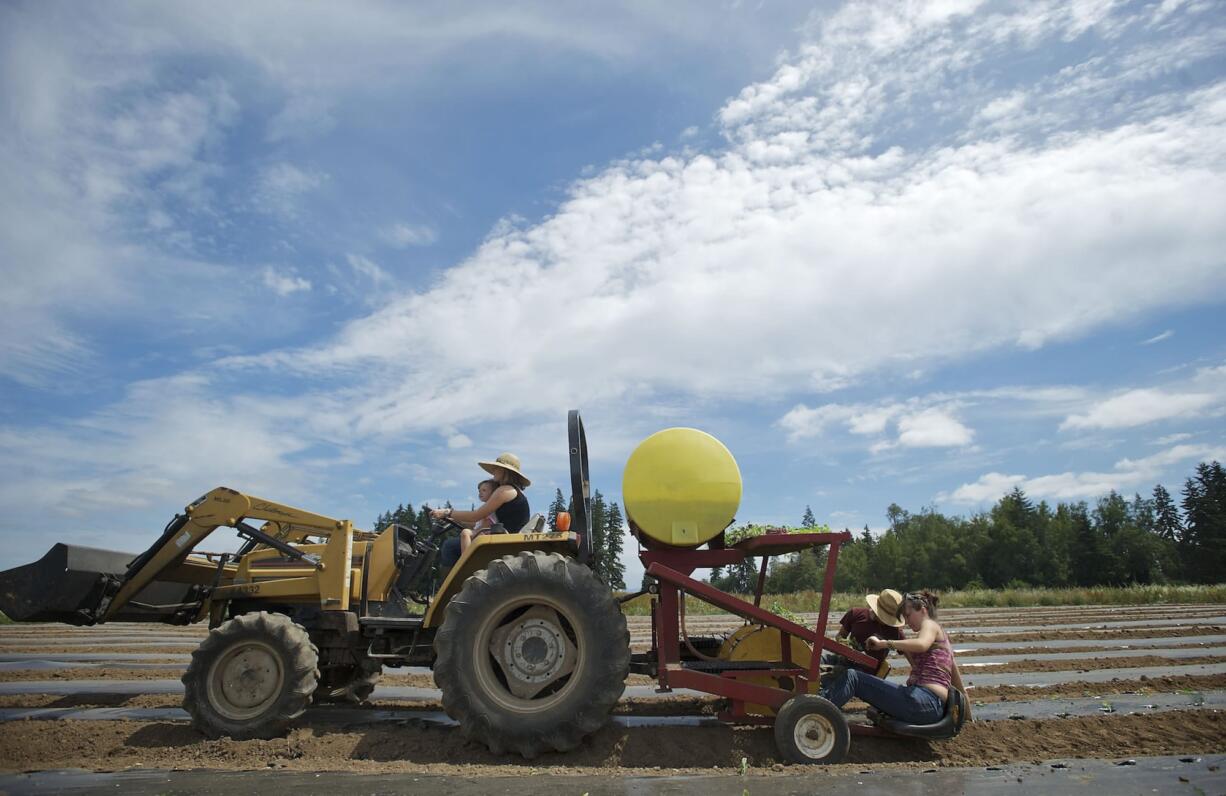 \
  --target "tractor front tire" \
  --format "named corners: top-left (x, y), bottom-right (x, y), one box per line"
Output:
top-left (182, 611), bottom-right (319, 740)
top-left (774, 694), bottom-right (850, 764)
top-left (433, 551), bottom-right (629, 759)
